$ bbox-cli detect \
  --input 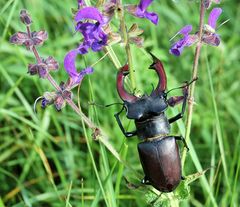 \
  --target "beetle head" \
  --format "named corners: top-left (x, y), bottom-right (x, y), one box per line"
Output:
top-left (116, 54), bottom-right (168, 120)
